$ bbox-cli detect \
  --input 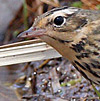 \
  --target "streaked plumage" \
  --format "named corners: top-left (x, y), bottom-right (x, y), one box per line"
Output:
top-left (18, 6), bottom-right (100, 85)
